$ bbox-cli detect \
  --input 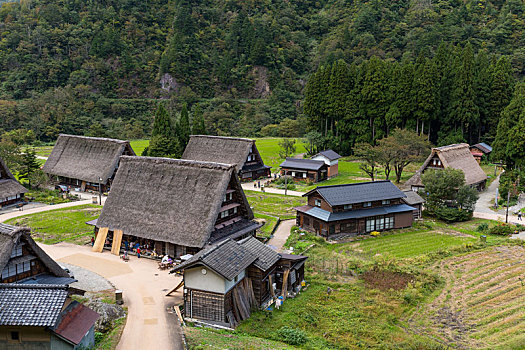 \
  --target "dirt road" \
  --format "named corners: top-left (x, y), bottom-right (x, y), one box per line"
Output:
top-left (267, 219), bottom-right (295, 252)
top-left (40, 243), bottom-right (184, 350)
